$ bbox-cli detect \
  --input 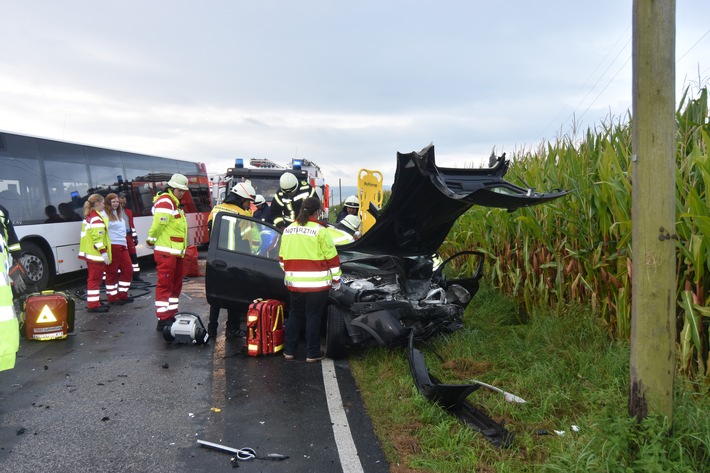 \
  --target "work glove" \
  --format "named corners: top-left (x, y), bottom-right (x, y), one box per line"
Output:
top-left (331, 280), bottom-right (341, 291)
top-left (101, 253), bottom-right (110, 265)
top-left (146, 239), bottom-right (154, 247)
top-left (133, 236), bottom-right (139, 246)
top-left (9, 262), bottom-right (27, 295)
